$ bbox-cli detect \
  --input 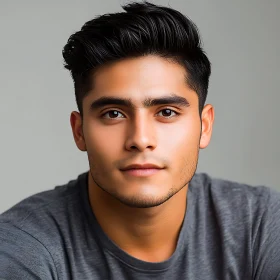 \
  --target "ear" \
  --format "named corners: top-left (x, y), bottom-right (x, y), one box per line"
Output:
top-left (199, 104), bottom-right (215, 149)
top-left (70, 111), bottom-right (87, 151)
